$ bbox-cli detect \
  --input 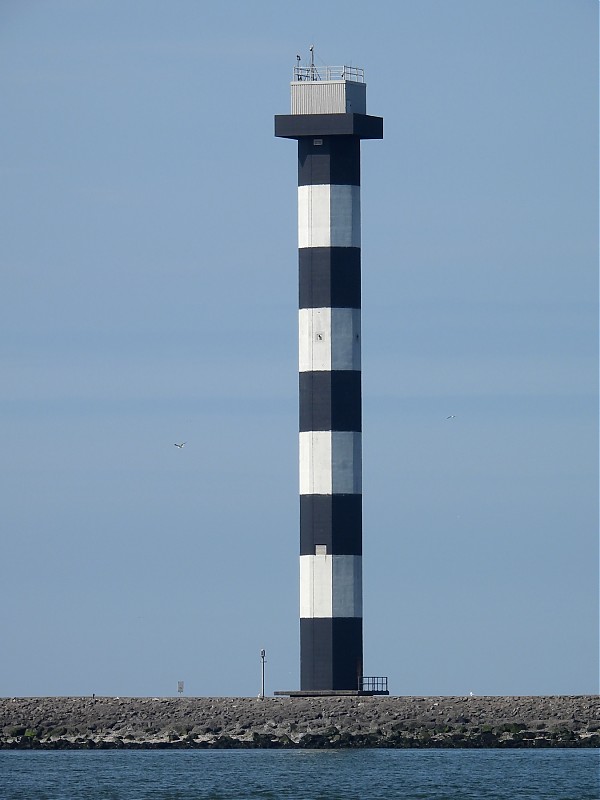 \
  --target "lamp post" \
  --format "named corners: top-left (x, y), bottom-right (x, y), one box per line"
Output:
top-left (260, 649), bottom-right (266, 699)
